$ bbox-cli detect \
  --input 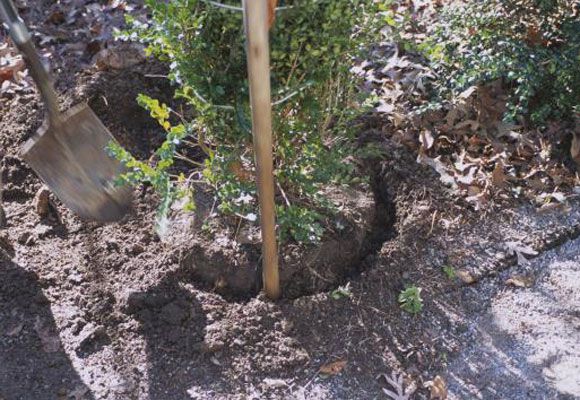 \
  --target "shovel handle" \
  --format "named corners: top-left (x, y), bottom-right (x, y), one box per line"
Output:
top-left (0, 0), bottom-right (60, 119)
